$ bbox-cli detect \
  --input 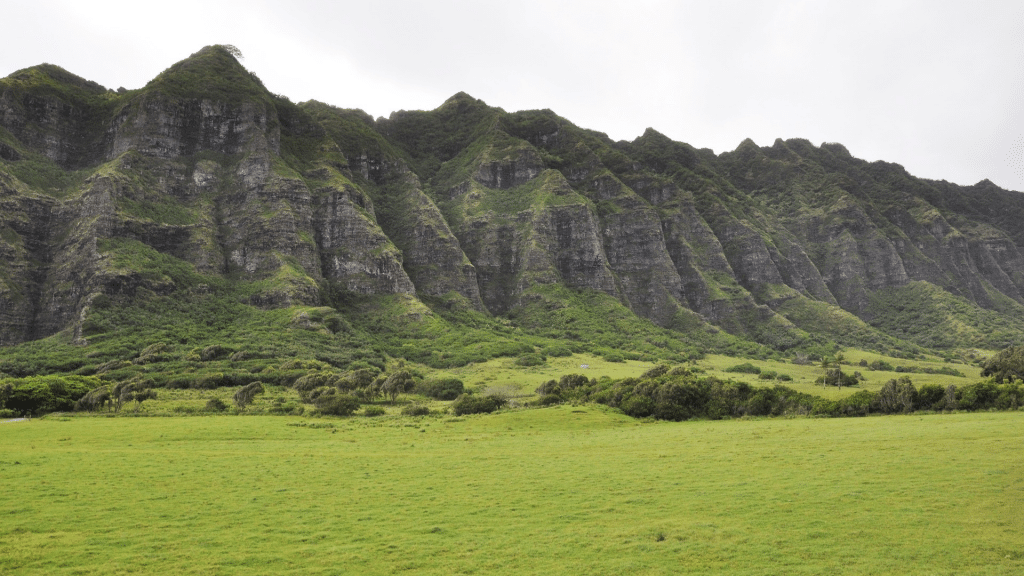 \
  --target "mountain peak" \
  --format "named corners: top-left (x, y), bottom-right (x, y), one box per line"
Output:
top-left (4, 63), bottom-right (107, 95)
top-left (144, 45), bottom-right (268, 103)
top-left (438, 91), bottom-right (491, 114)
